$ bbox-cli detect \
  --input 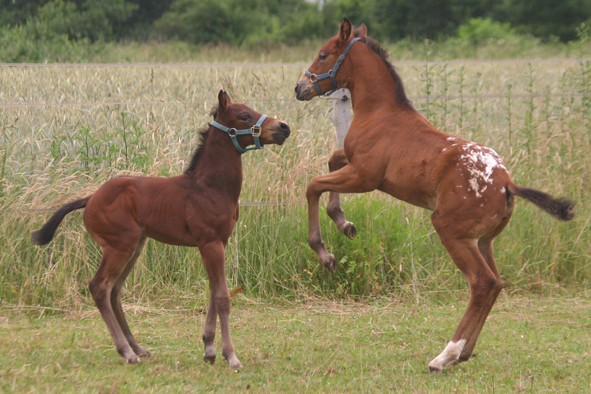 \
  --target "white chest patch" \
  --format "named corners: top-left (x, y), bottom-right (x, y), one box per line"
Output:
top-left (458, 143), bottom-right (506, 198)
